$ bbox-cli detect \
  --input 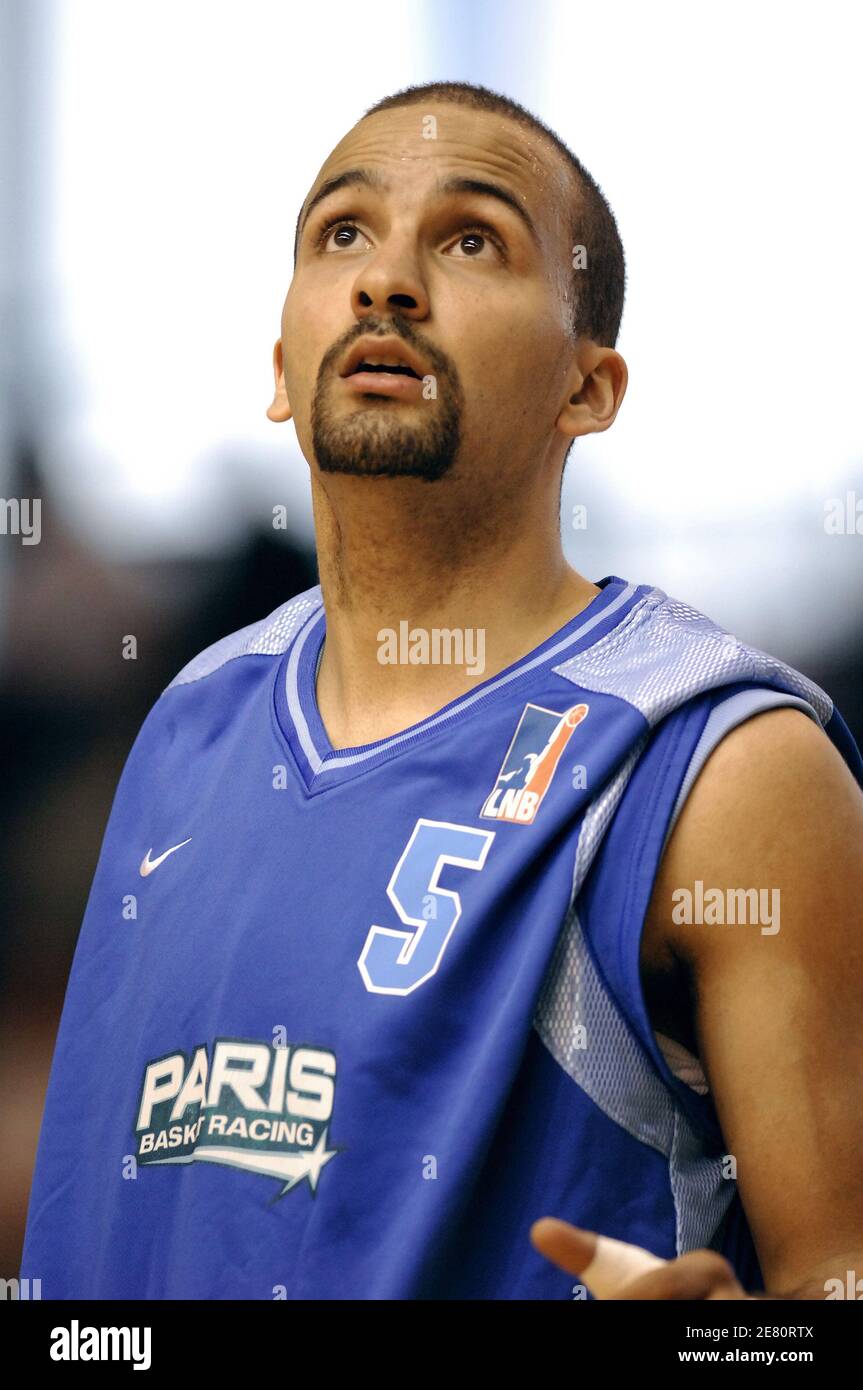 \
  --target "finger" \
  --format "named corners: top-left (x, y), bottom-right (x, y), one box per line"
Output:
top-left (530, 1218), bottom-right (597, 1276)
top-left (531, 1218), bottom-right (665, 1296)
